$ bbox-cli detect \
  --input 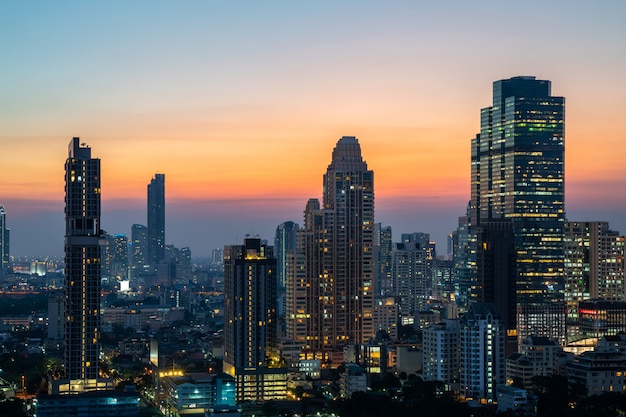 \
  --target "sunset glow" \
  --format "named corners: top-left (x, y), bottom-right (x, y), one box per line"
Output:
top-left (1, 1), bottom-right (625, 256)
